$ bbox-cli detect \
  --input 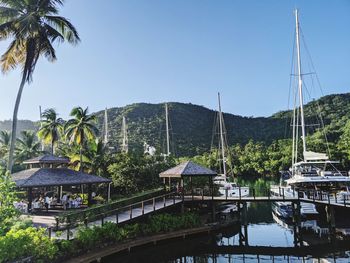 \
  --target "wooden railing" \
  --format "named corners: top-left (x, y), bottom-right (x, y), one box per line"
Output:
top-left (55, 191), bottom-right (181, 239)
